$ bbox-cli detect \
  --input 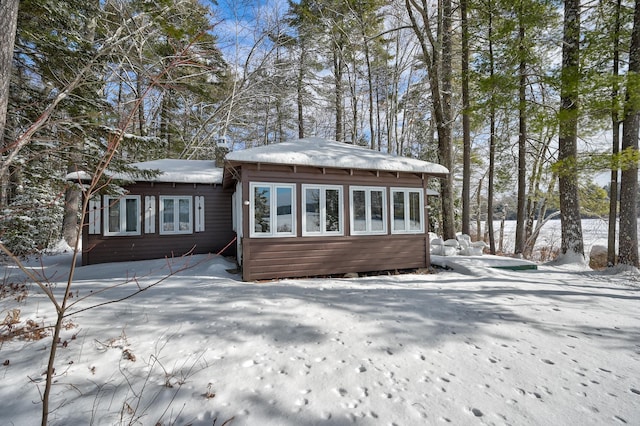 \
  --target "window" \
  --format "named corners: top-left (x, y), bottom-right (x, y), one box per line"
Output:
top-left (250, 183), bottom-right (296, 237)
top-left (350, 187), bottom-right (386, 235)
top-left (391, 188), bottom-right (424, 233)
top-left (302, 185), bottom-right (343, 236)
top-left (104, 195), bottom-right (141, 236)
top-left (160, 196), bottom-right (193, 234)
